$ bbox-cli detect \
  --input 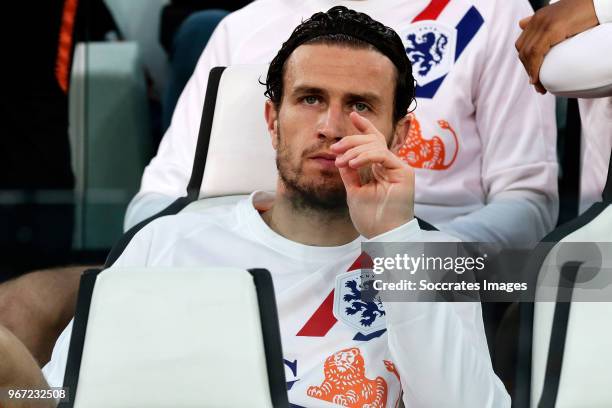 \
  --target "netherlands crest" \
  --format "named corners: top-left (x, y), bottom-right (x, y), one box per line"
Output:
top-left (333, 271), bottom-right (386, 335)
top-left (400, 21), bottom-right (457, 86)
